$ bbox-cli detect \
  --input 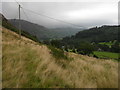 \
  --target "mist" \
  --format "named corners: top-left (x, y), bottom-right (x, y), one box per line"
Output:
top-left (2, 2), bottom-right (118, 28)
